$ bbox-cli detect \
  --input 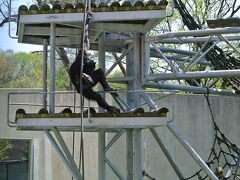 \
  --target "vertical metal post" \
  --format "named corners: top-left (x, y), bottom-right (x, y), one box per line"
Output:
top-left (126, 129), bottom-right (134, 180)
top-left (126, 42), bottom-right (135, 180)
top-left (144, 39), bottom-right (150, 81)
top-left (98, 130), bottom-right (106, 180)
top-left (133, 33), bottom-right (141, 106)
top-left (47, 23), bottom-right (57, 180)
top-left (98, 32), bottom-right (106, 109)
top-left (98, 33), bottom-right (106, 180)
top-left (49, 22), bottom-right (56, 113)
top-left (134, 129), bottom-right (142, 180)
top-left (133, 33), bottom-right (143, 180)
top-left (42, 39), bottom-right (48, 109)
